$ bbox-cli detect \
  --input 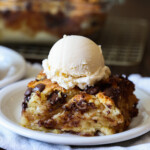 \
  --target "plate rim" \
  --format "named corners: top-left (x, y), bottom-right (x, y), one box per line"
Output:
top-left (0, 78), bottom-right (150, 145)
top-left (0, 46), bottom-right (26, 88)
